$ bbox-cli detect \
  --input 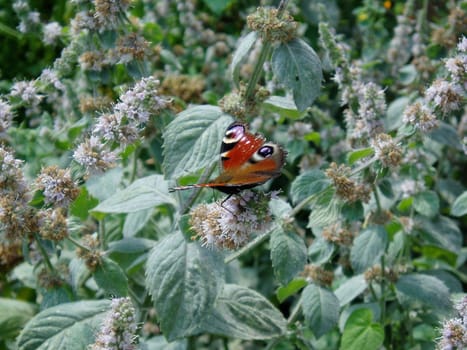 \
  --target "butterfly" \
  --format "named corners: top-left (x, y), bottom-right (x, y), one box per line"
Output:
top-left (170, 121), bottom-right (287, 194)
